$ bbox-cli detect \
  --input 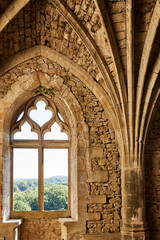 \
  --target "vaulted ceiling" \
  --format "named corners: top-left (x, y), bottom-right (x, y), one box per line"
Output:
top-left (0, 0), bottom-right (12, 12)
top-left (0, 0), bottom-right (159, 164)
